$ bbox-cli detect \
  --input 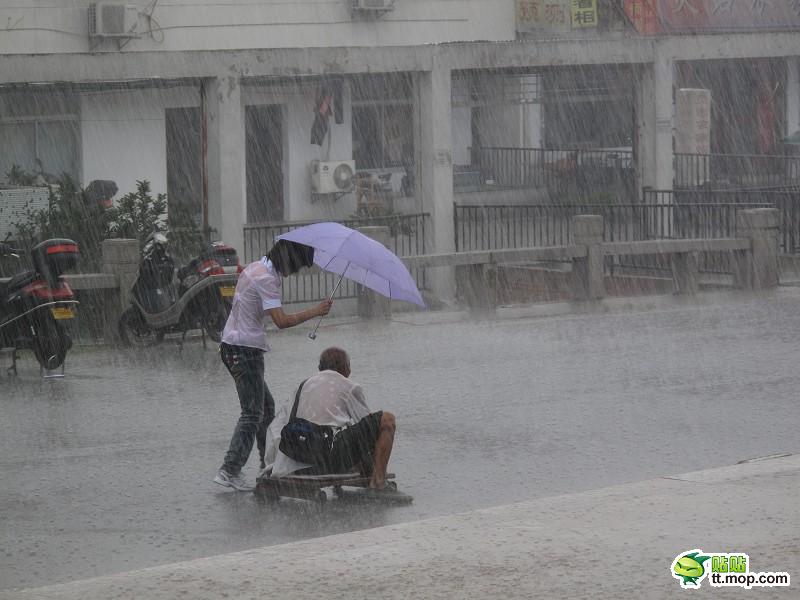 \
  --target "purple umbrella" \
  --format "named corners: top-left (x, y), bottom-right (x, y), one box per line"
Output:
top-left (276, 222), bottom-right (426, 339)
